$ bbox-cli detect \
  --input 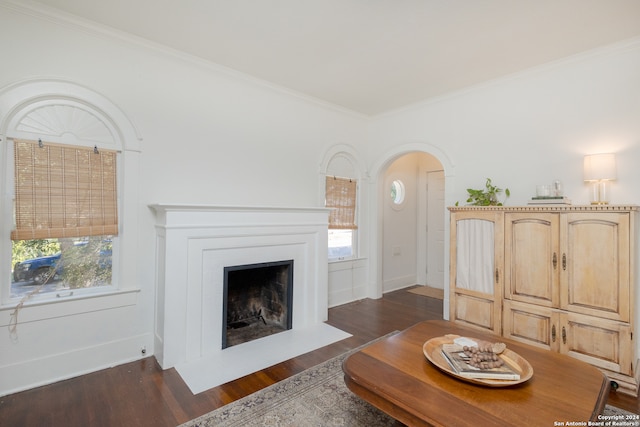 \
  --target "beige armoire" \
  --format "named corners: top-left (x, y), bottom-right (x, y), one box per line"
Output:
top-left (449, 205), bottom-right (639, 395)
